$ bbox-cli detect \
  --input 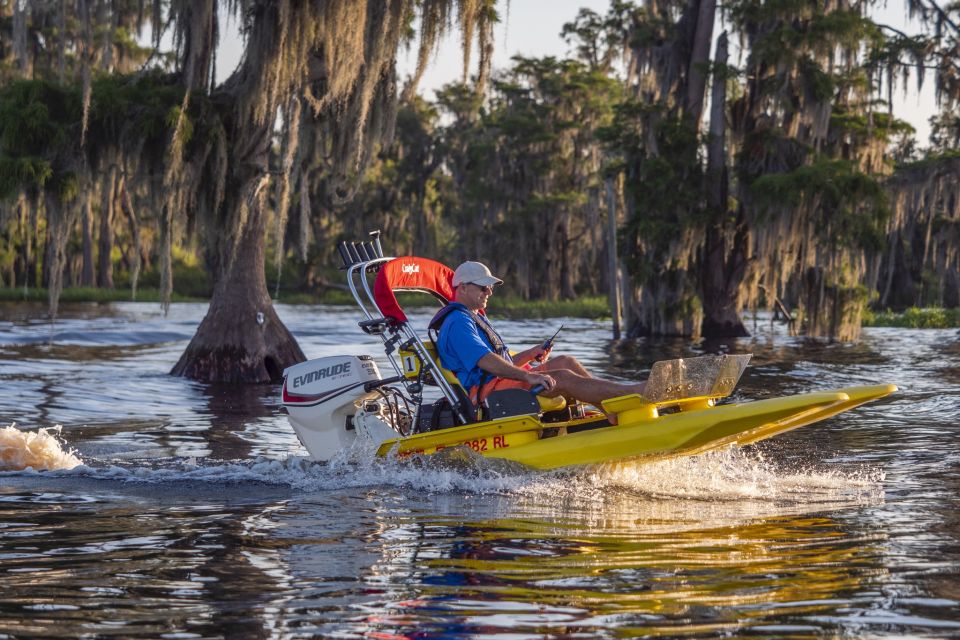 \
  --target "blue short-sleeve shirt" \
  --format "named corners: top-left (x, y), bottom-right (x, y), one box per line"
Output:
top-left (436, 309), bottom-right (504, 390)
